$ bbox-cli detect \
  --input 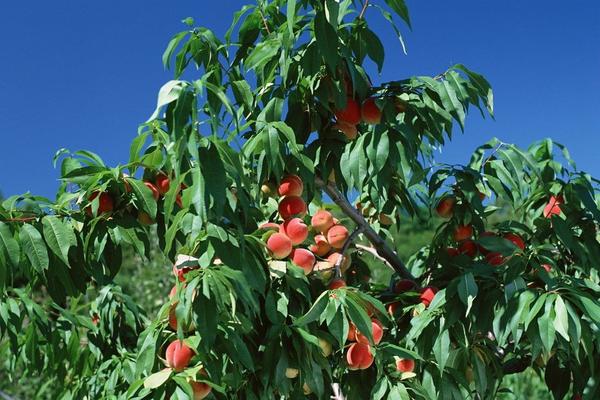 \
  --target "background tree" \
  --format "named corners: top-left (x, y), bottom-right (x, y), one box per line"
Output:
top-left (0, 1), bottom-right (598, 399)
